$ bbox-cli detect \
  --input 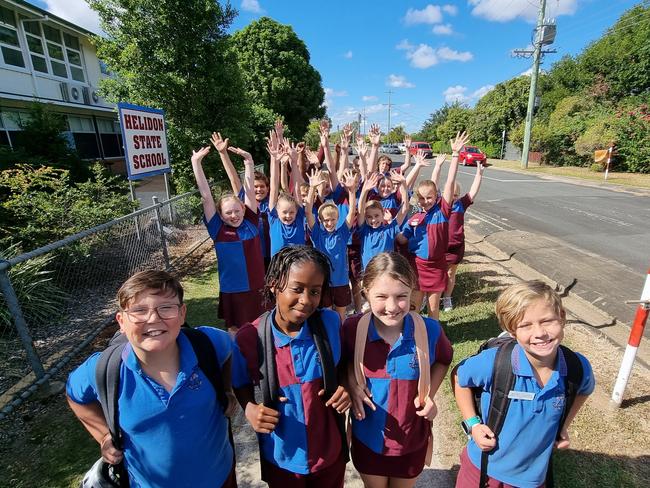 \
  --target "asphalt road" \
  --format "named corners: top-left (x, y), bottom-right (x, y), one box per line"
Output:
top-left (384, 153), bottom-right (650, 327)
